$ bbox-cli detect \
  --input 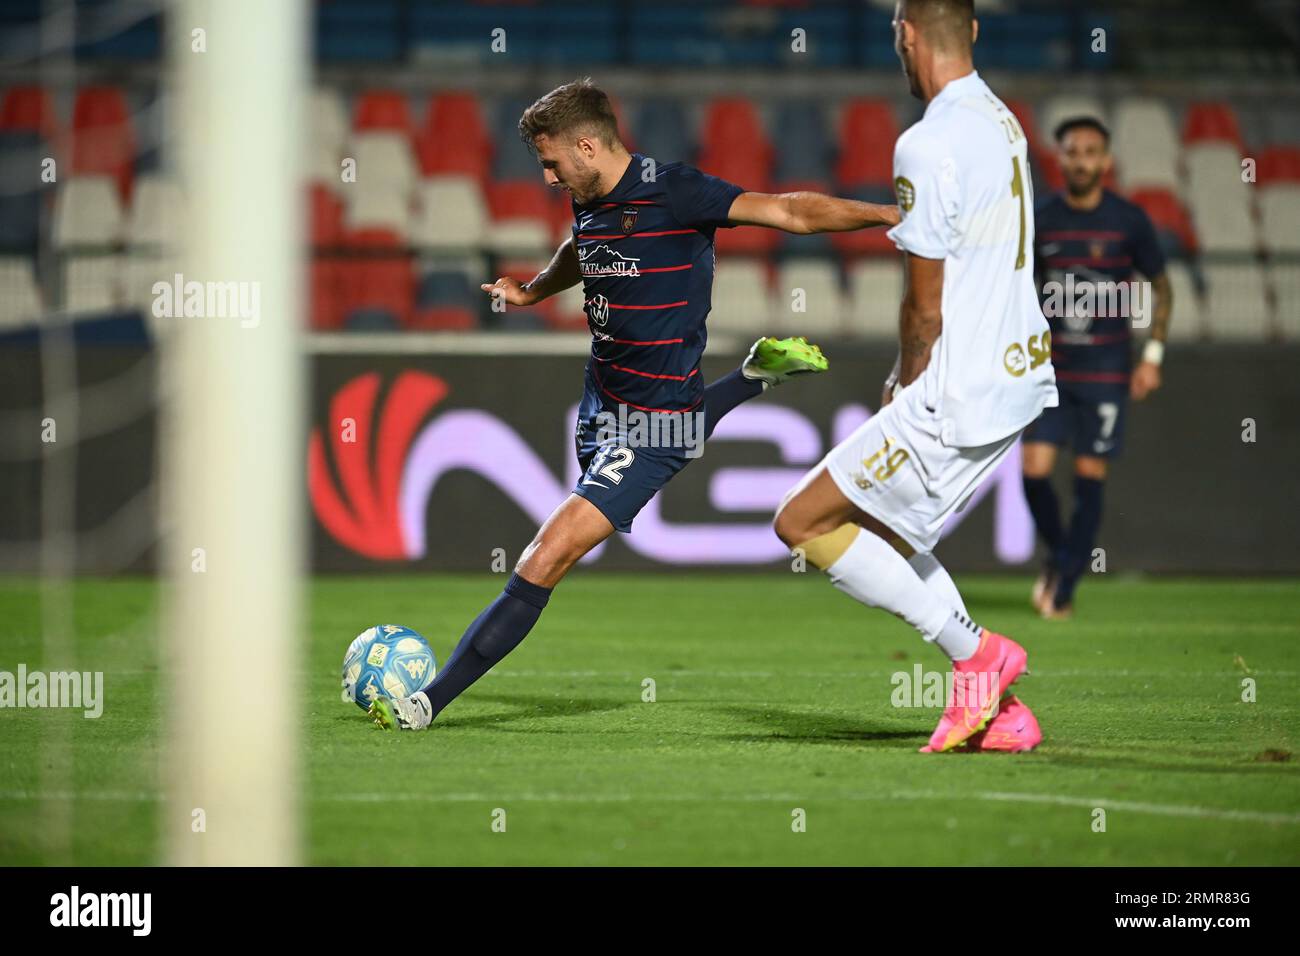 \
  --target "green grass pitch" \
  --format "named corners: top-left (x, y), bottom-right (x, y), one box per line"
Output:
top-left (1, 574), bottom-right (1297, 865)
